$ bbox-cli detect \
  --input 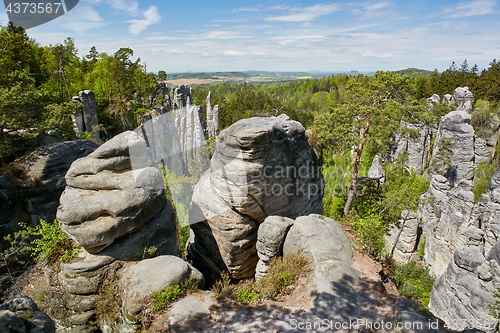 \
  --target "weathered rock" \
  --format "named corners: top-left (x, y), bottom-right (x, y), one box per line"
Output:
top-left (172, 85), bottom-right (192, 109)
top-left (428, 109), bottom-right (475, 186)
top-left (0, 140), bottom-right (99, 241)
top-left (421, 180), bottom-right (476, 276)
top-left (283, 214), bottom-right (358, 320)
top-left (206, 92), bottom-right (219, 139)
top-left (187, 115), bottom-right (324, 282)
top-left (389, 122), bottom-right (432, 174)
top-left (163, 293), bottom-right (214, 332)
top-left (78, 90), bottom-right (99, 134)
top-left (0, 310), bottom-right (25, 333)
top-left (175, 104), bottom-right (207, 173)
top-left (120, 256), bottom-right (204, 318)
top-left (443, 94), bottom-right (453, 106)
top-left (392, 298), bottom-right (446, 333)
top-left (368, 155), bottom-right (385, 181)
top-left (255, 216), bottom-right (294, 279)
top-left (0, 296), bottom-right (55, 333)
top-left (453, 87), bottom-right (474, 114)
top-left (385, 210), bottom-right (420, 264)
top-left (427, 94), bottom-right (440, 105)
top-left (57, 131), bottom-right (178, 257)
